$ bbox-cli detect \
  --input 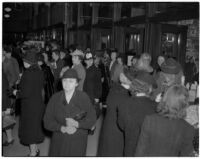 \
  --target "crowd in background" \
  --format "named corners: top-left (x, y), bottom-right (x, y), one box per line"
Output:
top-left (2, 39), bottom-right (199, 157)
